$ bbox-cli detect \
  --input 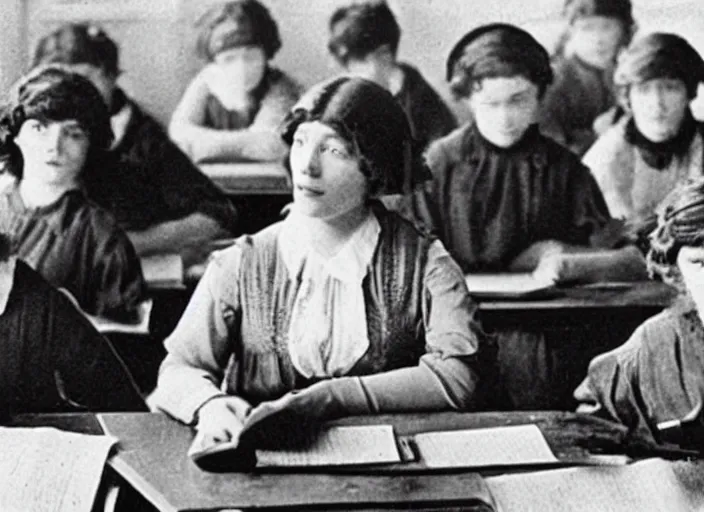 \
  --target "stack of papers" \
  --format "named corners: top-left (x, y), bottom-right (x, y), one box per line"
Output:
top-left (465, 273), bottom-right (555, 299)
top-left (0, 427), bottom-right (115, 512)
